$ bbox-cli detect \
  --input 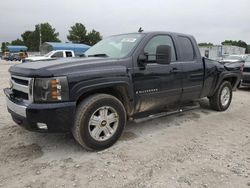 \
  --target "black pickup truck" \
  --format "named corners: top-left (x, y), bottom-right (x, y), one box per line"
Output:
top-left (4, 31), bottom-right (242, 150)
